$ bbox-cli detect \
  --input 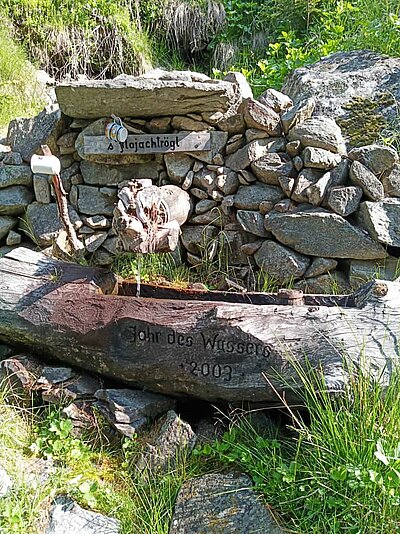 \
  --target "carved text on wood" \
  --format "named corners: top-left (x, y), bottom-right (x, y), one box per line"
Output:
top-left (83, 132), bottom-right (211, 155)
